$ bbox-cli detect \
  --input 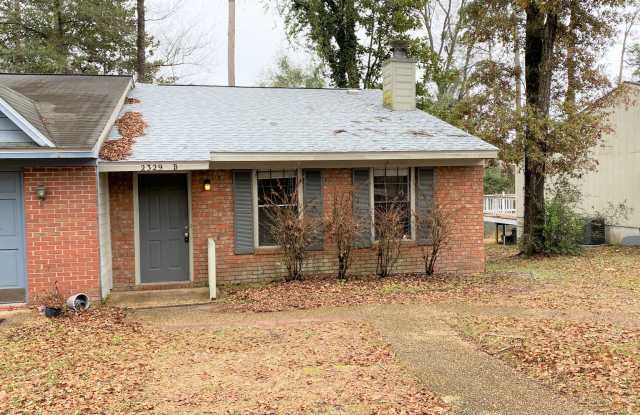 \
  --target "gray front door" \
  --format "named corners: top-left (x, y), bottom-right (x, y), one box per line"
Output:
top-left (0, 172), bottom-right (25, 303)
top-left (139, 174), bottom-right (189, 283)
